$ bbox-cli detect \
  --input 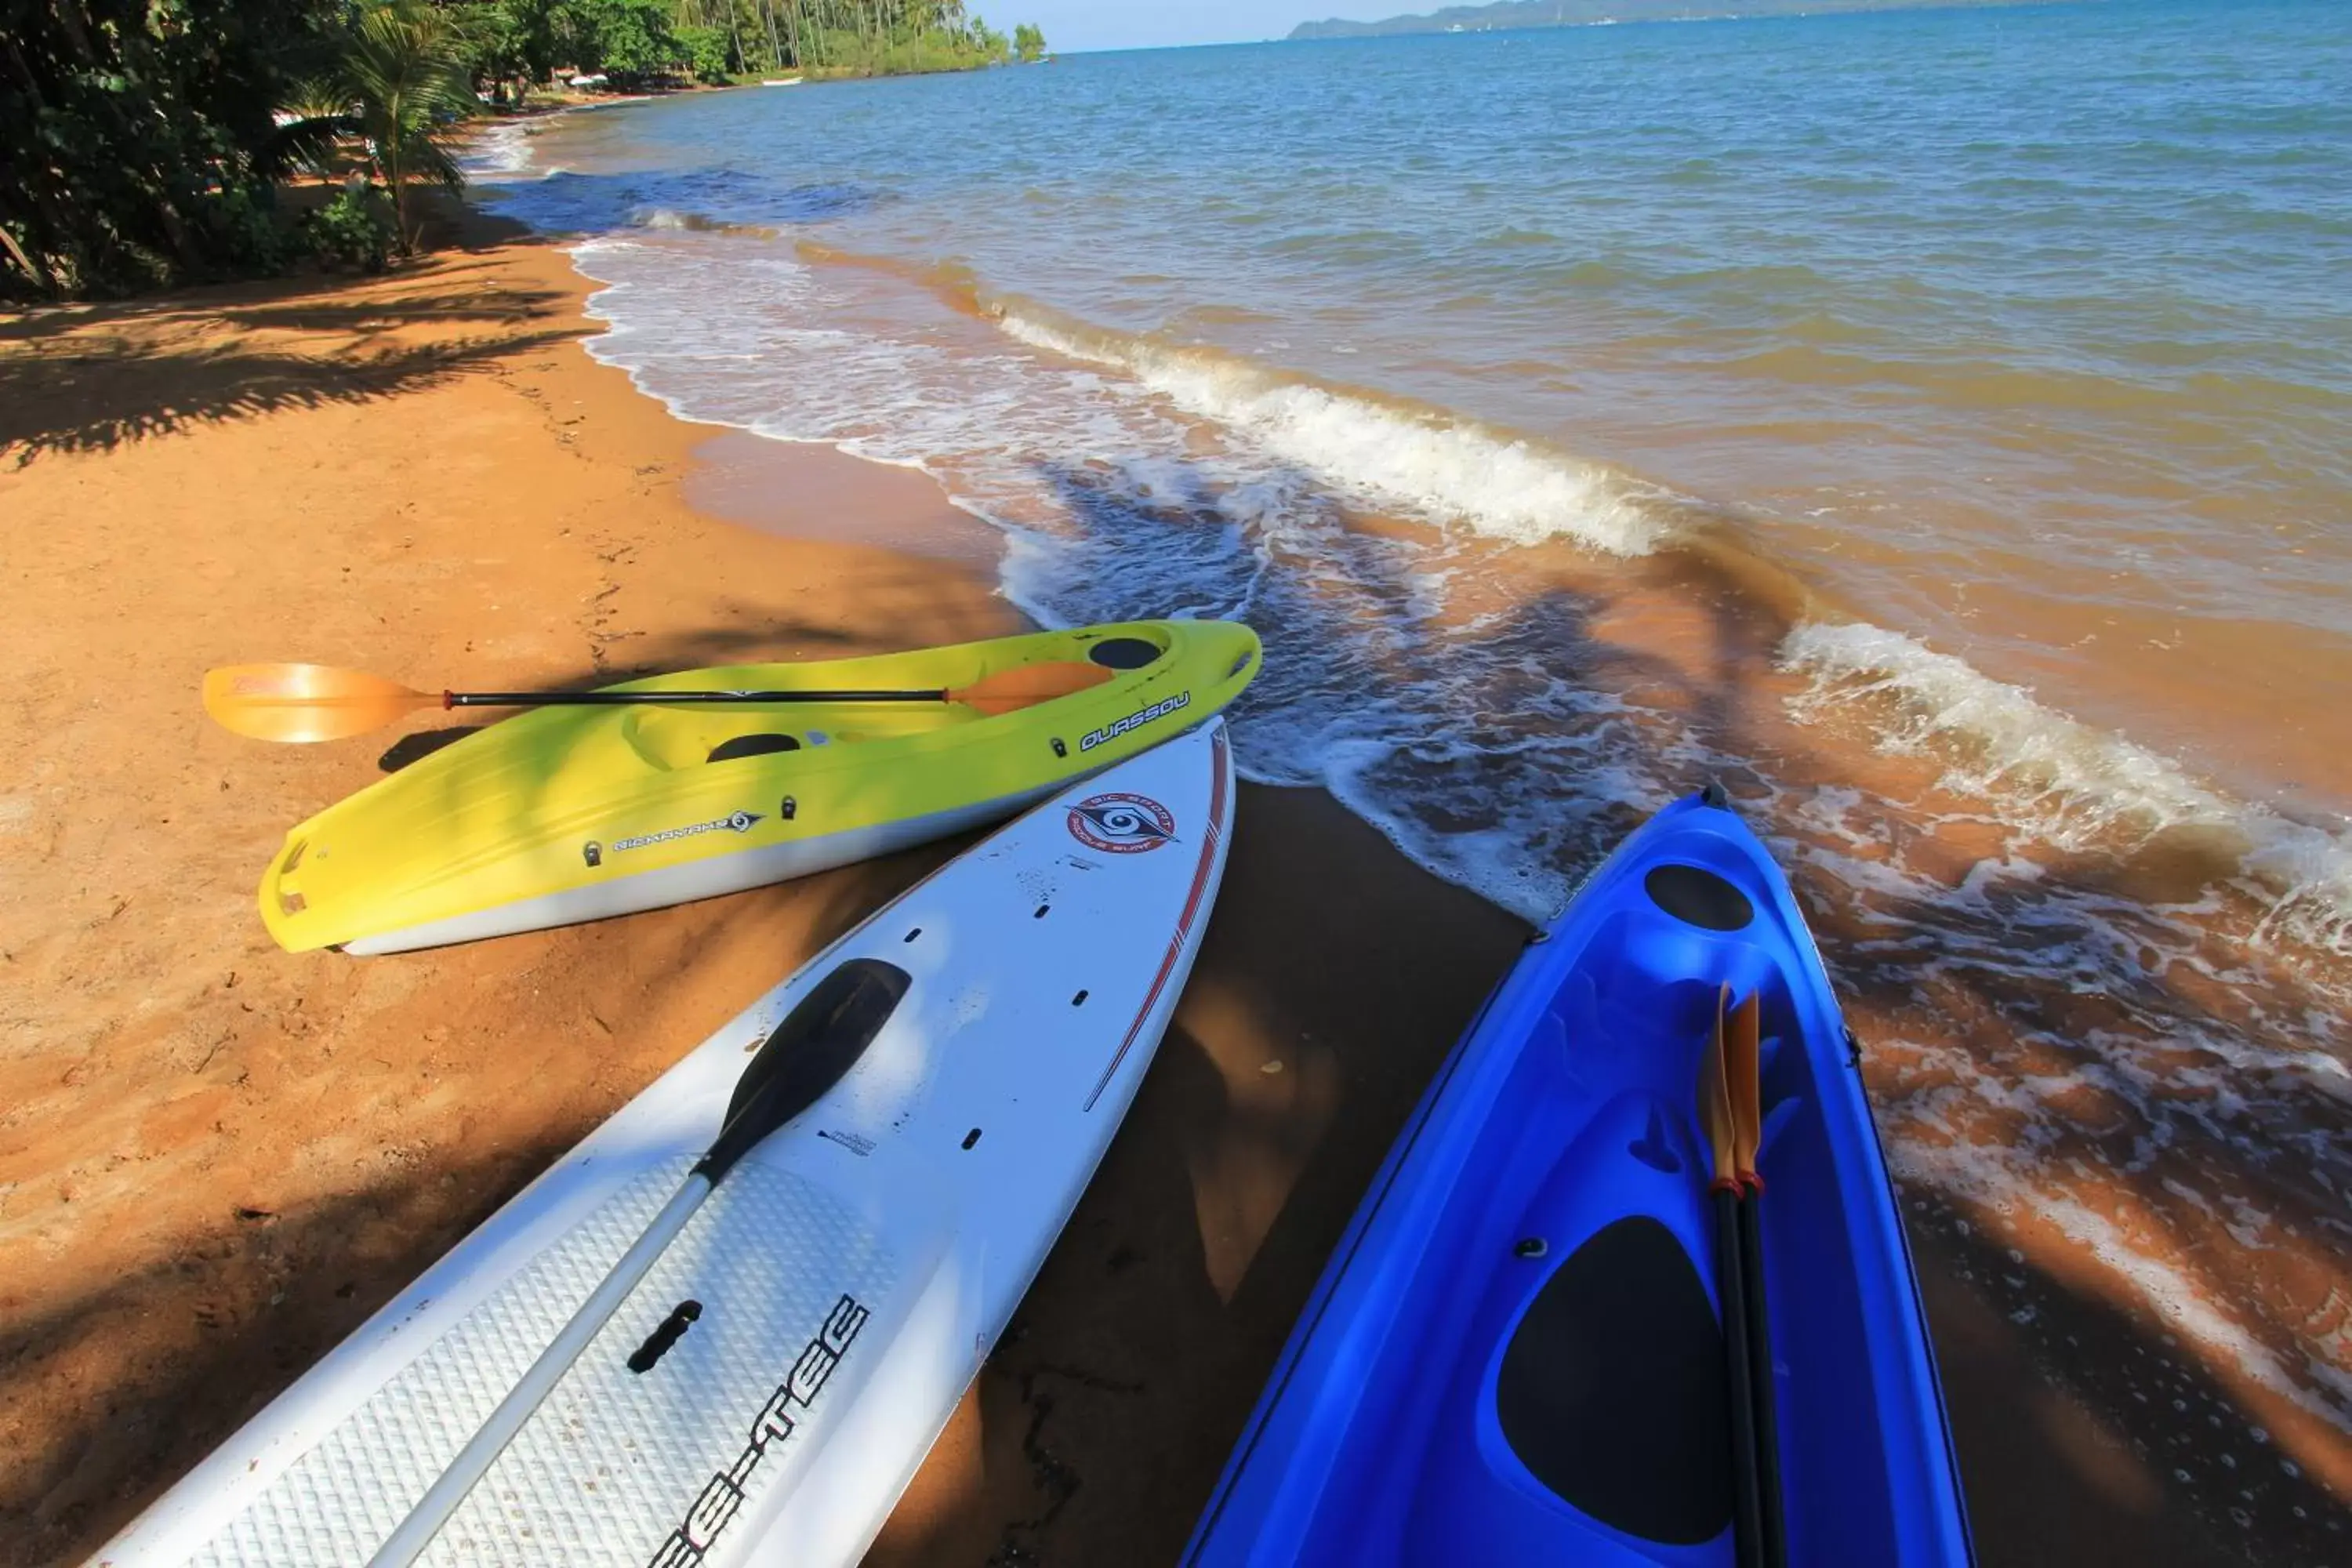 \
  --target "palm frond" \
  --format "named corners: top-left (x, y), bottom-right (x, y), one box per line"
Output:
top-left (252, 113), bottom-right (361, 181)
top-left (325, 0), bottom-right (480, 246)
top-left (344, 1), bottom-right (480, 130)
top-left (403, 134), bottom-right (467, 195)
